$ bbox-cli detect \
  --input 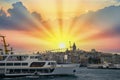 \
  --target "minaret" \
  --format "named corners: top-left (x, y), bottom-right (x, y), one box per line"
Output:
top-left (72, 42), bottom-right (76, 51)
